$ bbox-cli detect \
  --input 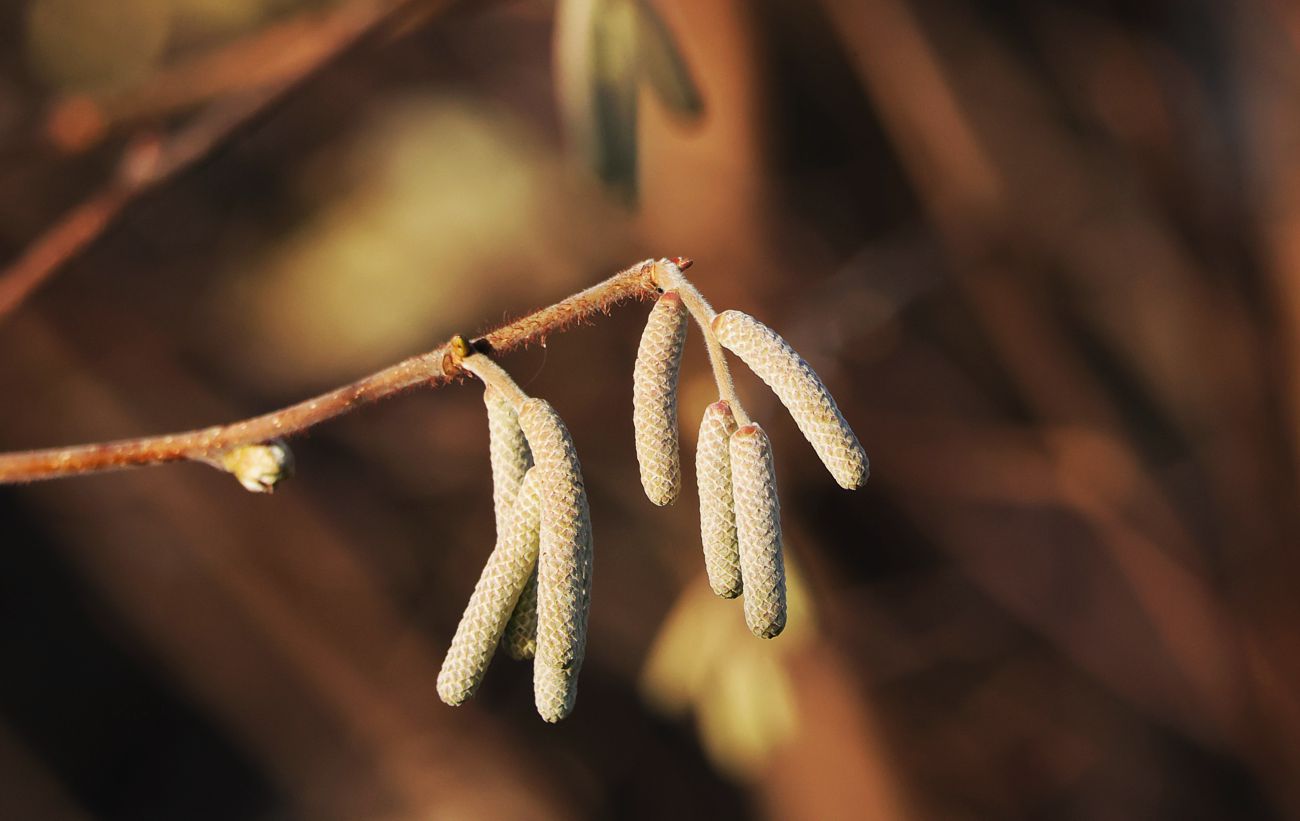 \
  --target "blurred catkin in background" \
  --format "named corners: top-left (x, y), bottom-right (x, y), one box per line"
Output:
top-left (1, 0), bottom-right (1299, 819)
